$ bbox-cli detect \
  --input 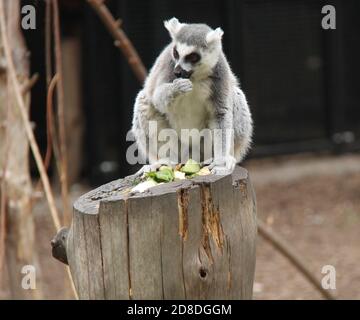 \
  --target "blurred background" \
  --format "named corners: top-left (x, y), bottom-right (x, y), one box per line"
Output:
top-left (0, 0), bottom-right (359, 299)
top-left (23, 0), bottom-right (360, 184)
